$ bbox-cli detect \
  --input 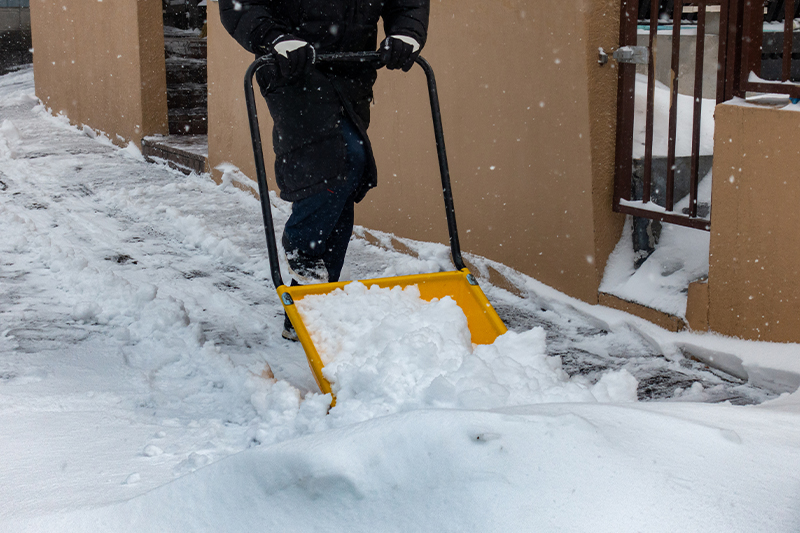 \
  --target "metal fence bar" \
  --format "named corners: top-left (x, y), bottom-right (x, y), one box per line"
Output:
top-left (742, 0), bottom-right (764, 82)
top-left (689, 1), bottom-right (708, 218)
top-left (717, 0), bottom-right (729, 100)
top-left (718, 0), bottom-right (737, 102)
top-left (731, 0), bottom-right (746, 98)
top-left (616, 203), bottom-right (713, 229)
top-left (783, 0), bottom-right (795, 81)
top-left (643, 0), bottom-right (661, 204)
top-left (735, 0), bottom-right (800, 96)
top-left (742, 80), bottom-right (800, 95)
top-left (614, 0), bottom-right (640, 208)
top-left (665, 0), bottom-right (684, 212)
